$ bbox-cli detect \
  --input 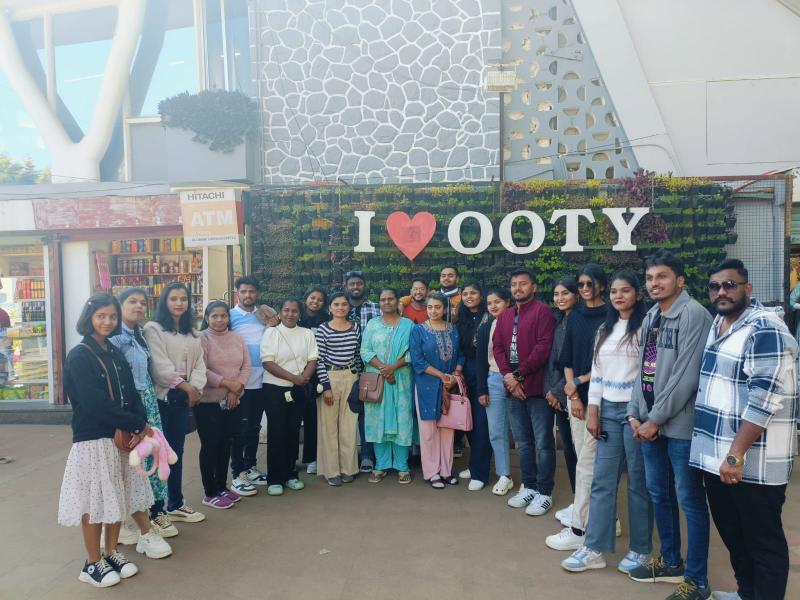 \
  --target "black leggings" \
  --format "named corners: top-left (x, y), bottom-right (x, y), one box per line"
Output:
top-left (194, 403), bottom-right (239, 497)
